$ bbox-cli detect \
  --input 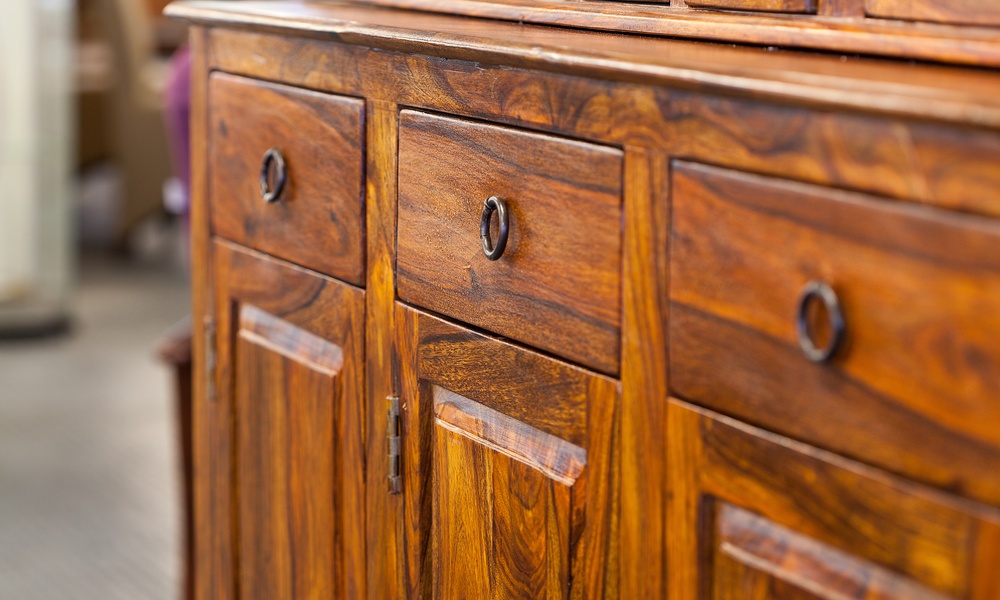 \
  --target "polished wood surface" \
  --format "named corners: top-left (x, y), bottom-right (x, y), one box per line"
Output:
top-left (167, 0), bottom-right (1000, 68)
top-left (866, 0), bottom-right (1000, 26)
top-left (667, 399), bottom-right (1000, 599)
top-left (396, 306), bottom-right (619, 598)
top-left (397, 111), bottom-right (623, 375)
top-left (213, 242), bottom-right (366, 598)
top-left (208, 73), bottom-right (365, 285)
top-left (364, 99), bottom-right (402, 600)
top-left (173, 2), bottom-right (1000, 598)
top-left (669, 161), bottom-right (1000, 506)
top-left (687, 0), bottom-right (815, 13)
top-left (197, 29), bottom-right (1000, 220)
